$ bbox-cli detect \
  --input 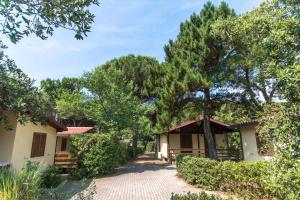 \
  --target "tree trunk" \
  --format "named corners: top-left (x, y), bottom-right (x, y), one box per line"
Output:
top-left (203, 88), bottom-right (218, 160)
top-left (132, 123), bottom-right (138, 158)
